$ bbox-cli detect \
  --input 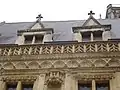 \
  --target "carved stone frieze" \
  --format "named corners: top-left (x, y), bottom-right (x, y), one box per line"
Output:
top-left (1, 57), bottom-right (120, 71)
